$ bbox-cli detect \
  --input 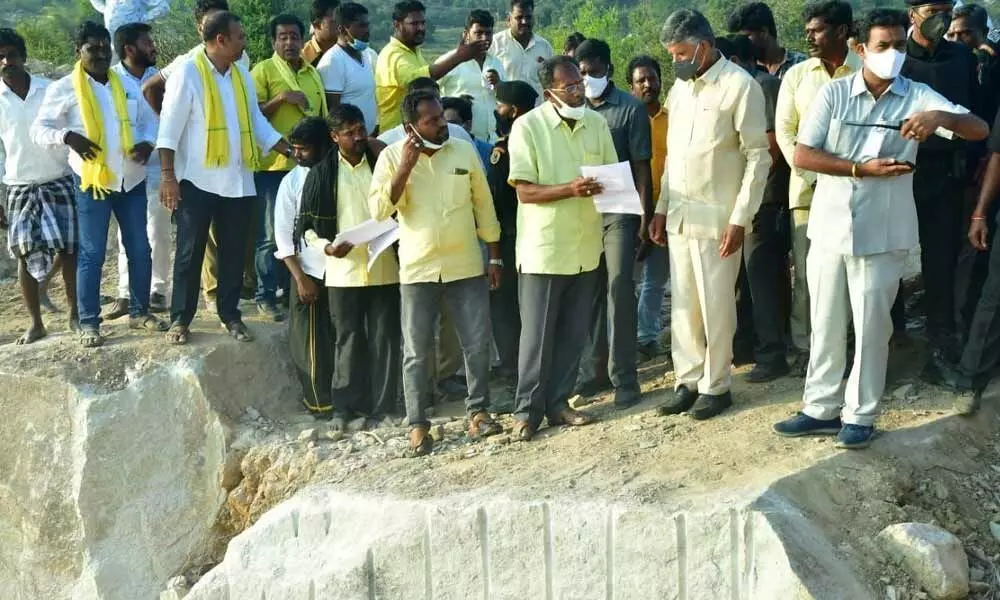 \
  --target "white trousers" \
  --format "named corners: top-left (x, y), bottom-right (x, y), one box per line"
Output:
top-left (668, 233), bottom-right (741, 395)
top-left (802, 247), bottom-right (905, 426)
top-left (117, 168), bottom-right (171, 298)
